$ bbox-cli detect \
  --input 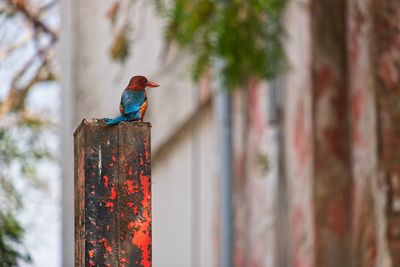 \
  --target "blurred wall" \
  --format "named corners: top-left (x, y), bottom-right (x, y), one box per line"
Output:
top-left (283, 1), bottom-right (400, 266)
top-left (61, 0), bottom-right (400, 267)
